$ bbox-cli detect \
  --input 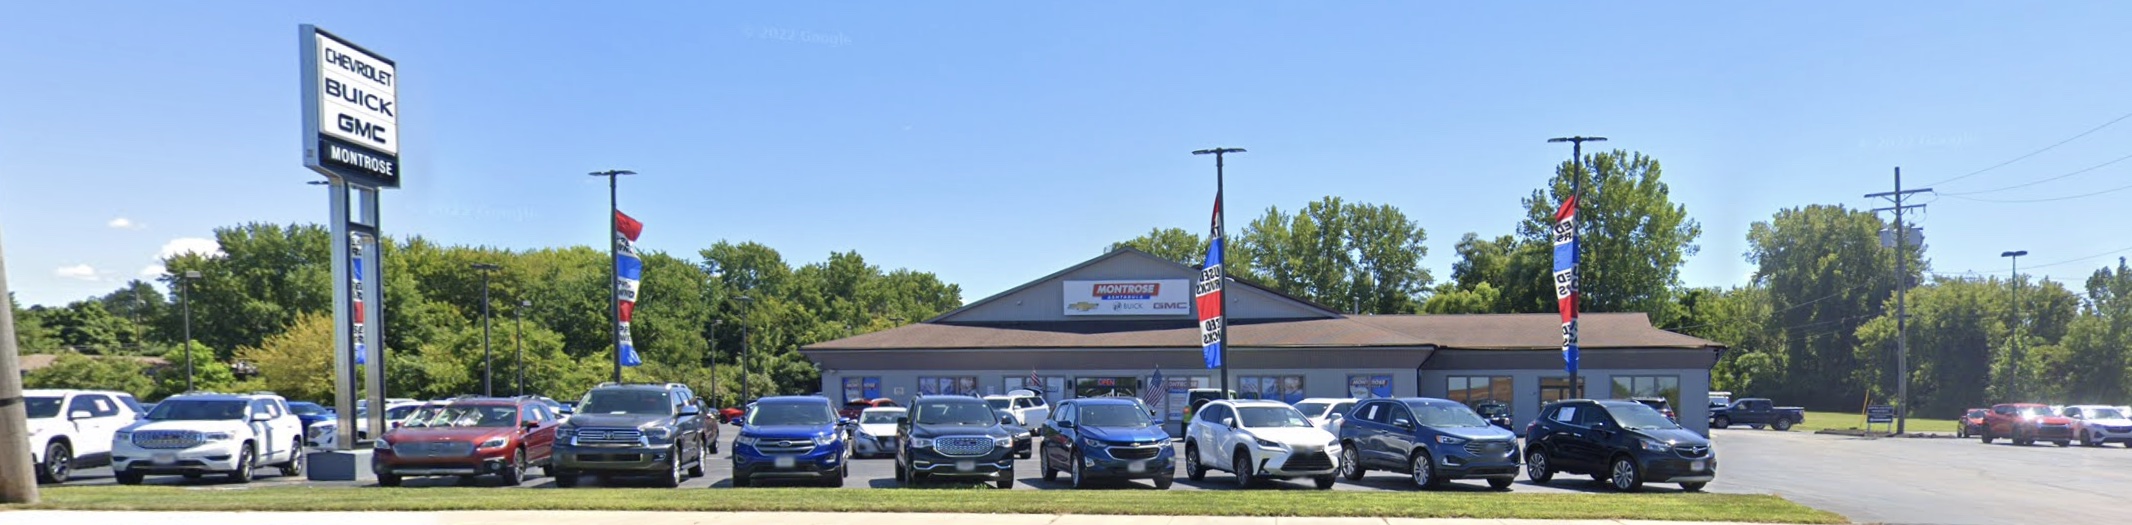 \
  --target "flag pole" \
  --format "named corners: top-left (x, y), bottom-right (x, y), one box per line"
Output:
top-left (1192, 147), bottom-right (1243, 395)
top-left (590, 169), bottom-right (635, 383)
